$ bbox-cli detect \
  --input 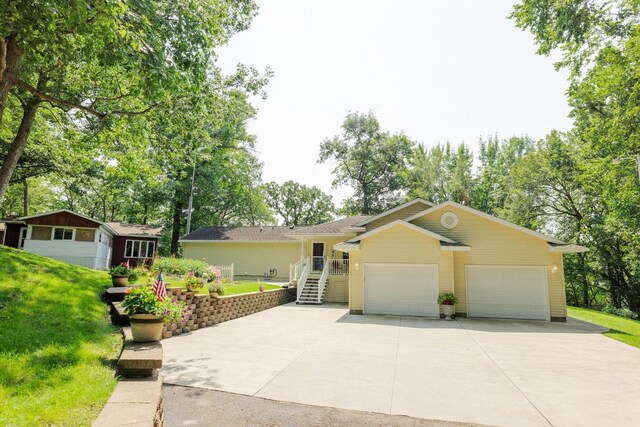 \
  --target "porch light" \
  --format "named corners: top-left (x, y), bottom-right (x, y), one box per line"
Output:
top-left (551, 264), bottom-right (558, 274)
top-left (355, 262), bottom-right (359, 271)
